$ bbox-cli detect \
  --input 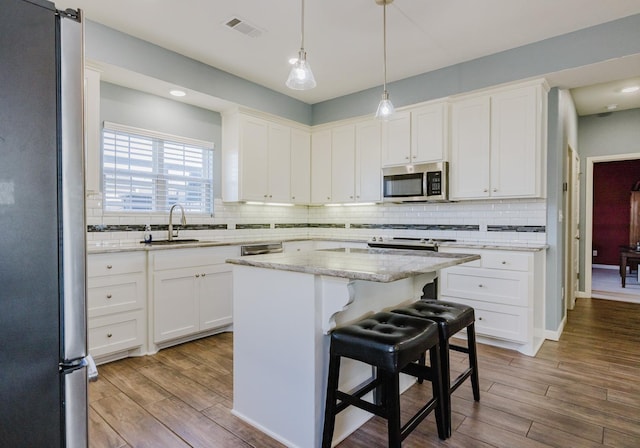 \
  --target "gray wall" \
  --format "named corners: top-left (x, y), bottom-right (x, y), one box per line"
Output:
top-left (86, 21), bottom-right (312, 125)
top-left (578, 108), bottom-right (640, 287)
top-left (313, 14), bottom-right (640, 124)
top-left (100, 82), bottom-right (223, 197)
